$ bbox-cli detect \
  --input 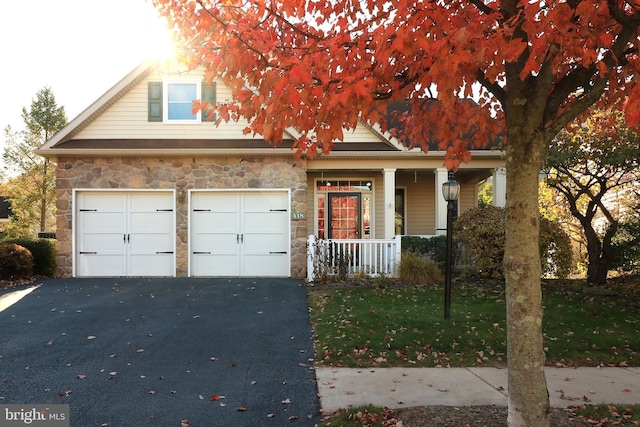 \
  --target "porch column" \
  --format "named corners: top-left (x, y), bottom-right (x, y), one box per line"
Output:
top-left (493, 167), bottom-right (506, 208)
top-left (434, 168), bottom-right (448, 236)
top-left (383, 168), bottom-right (396, 239)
